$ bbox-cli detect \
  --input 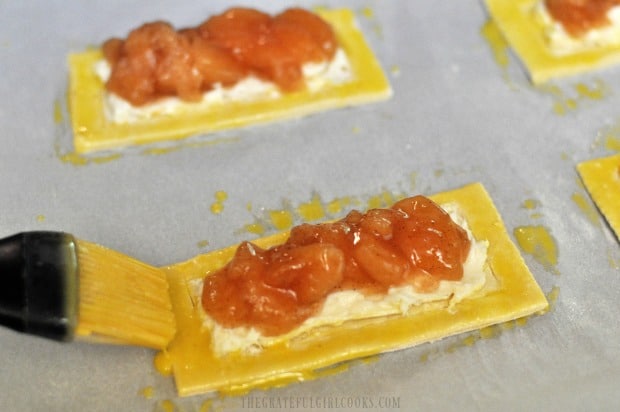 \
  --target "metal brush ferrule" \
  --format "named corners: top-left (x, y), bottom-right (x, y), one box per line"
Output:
top-left (0, 231), bottom-right (78, 341)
